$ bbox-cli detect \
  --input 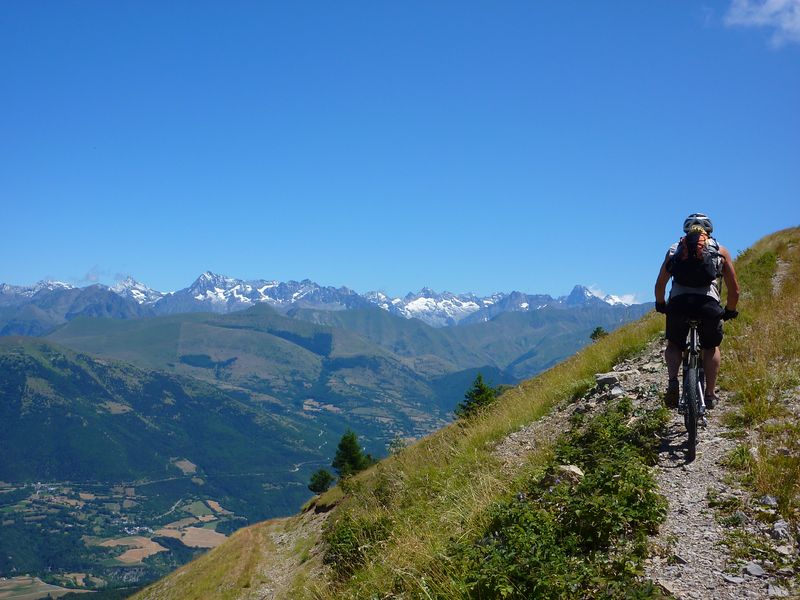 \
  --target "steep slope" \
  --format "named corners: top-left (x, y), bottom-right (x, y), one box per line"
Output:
top-left (46, 305), bottom-right (464, 439)
top-left (0, 337), bottom-right (315, 484)
top-left (135, 228), bottom-right (800, 600)
top-left (47, 300), bottom-right (648, 438)
top-left (0, 336), bottom-right (330, 587)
